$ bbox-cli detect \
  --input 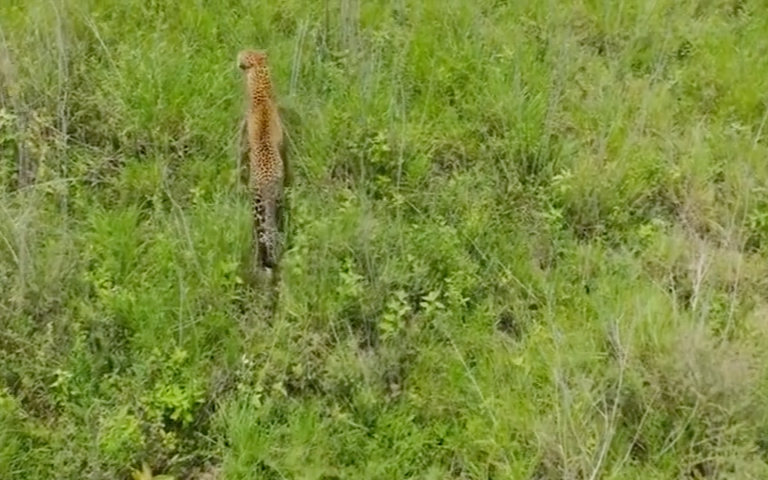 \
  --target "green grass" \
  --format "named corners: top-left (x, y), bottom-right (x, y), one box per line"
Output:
top-left (2, 0), bottom-right (768, 478)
